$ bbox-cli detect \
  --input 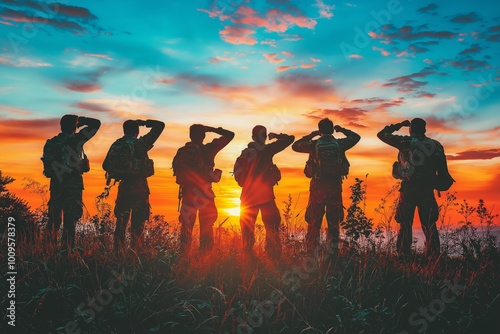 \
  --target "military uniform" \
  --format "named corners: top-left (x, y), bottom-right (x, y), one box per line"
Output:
top-left (239, 134), bottom-right (294, 259)
top-left (177, 131), bottom-right (233, 253)
top-left (378, 124), bottom-right (442, 257)
top-left (46, 118), bottom-right (100, 248)
top-left (111, 121), bottom-right (164, 250)
top-left (292, 130), bottom-right (360, 252)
